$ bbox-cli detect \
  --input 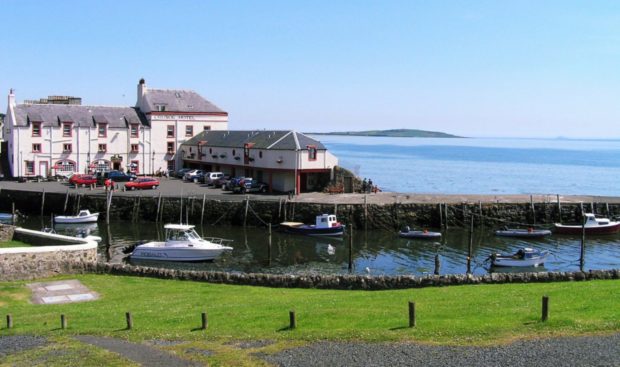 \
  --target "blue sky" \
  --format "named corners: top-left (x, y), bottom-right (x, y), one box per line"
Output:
top-left (2, 1), bottom-right (619, 138)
